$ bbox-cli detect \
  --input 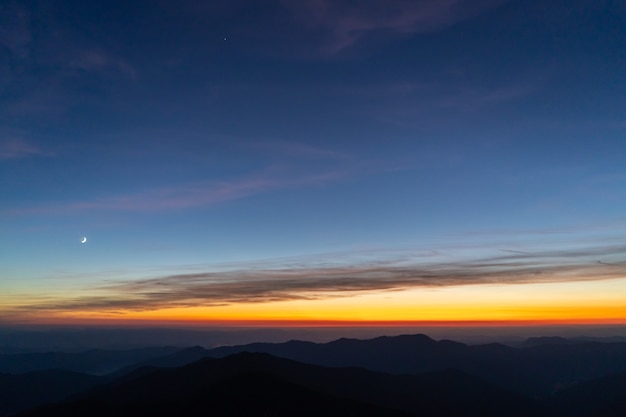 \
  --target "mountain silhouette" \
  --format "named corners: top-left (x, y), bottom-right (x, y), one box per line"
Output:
top-left (0, 347), bottom-right (179, 375)
top-left (547, 371), bottom-right (626, 417)
top-left (206, 333), bottom-right (626, 397)
top-left (7, 334), bottom-right (626, 417)
top-left (7, 334), bottom-right (626, 399)
top-left (15, 352), bottom-right (540, 417)
top-left (0, 370), bottom-right (105, 417)
top-left (110, 346), bottom-right (211, 377)
top-left (520, 337), bottom-right (580, 347)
